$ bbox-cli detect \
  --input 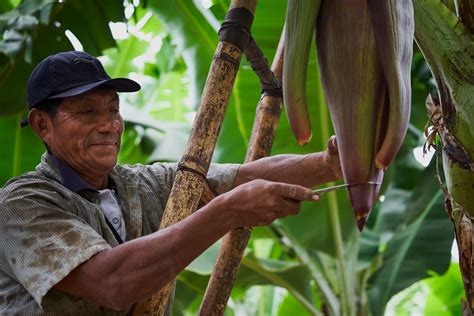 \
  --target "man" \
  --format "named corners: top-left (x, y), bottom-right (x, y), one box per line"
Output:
top-left (0, 51), bottom-right (342, 314)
